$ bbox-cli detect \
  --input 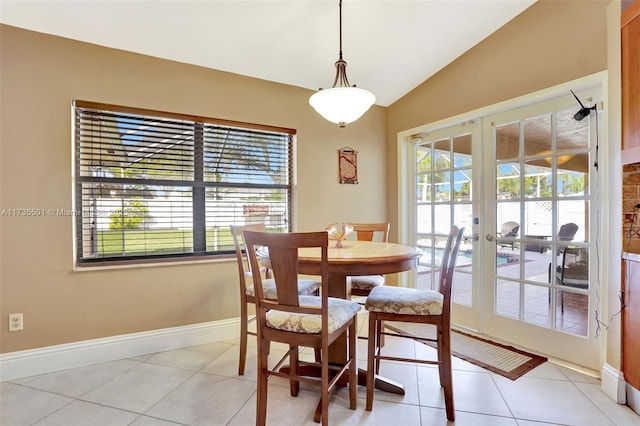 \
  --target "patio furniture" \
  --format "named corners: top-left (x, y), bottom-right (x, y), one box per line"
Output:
top-left (556, 246), bottom-right (589, 313)
top-left (498, 221), bottom-right (519, 250)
